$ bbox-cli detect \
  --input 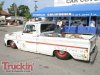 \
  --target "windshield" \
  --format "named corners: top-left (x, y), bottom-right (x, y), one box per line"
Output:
top-left (24, 25), bottom-right (35, 33)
